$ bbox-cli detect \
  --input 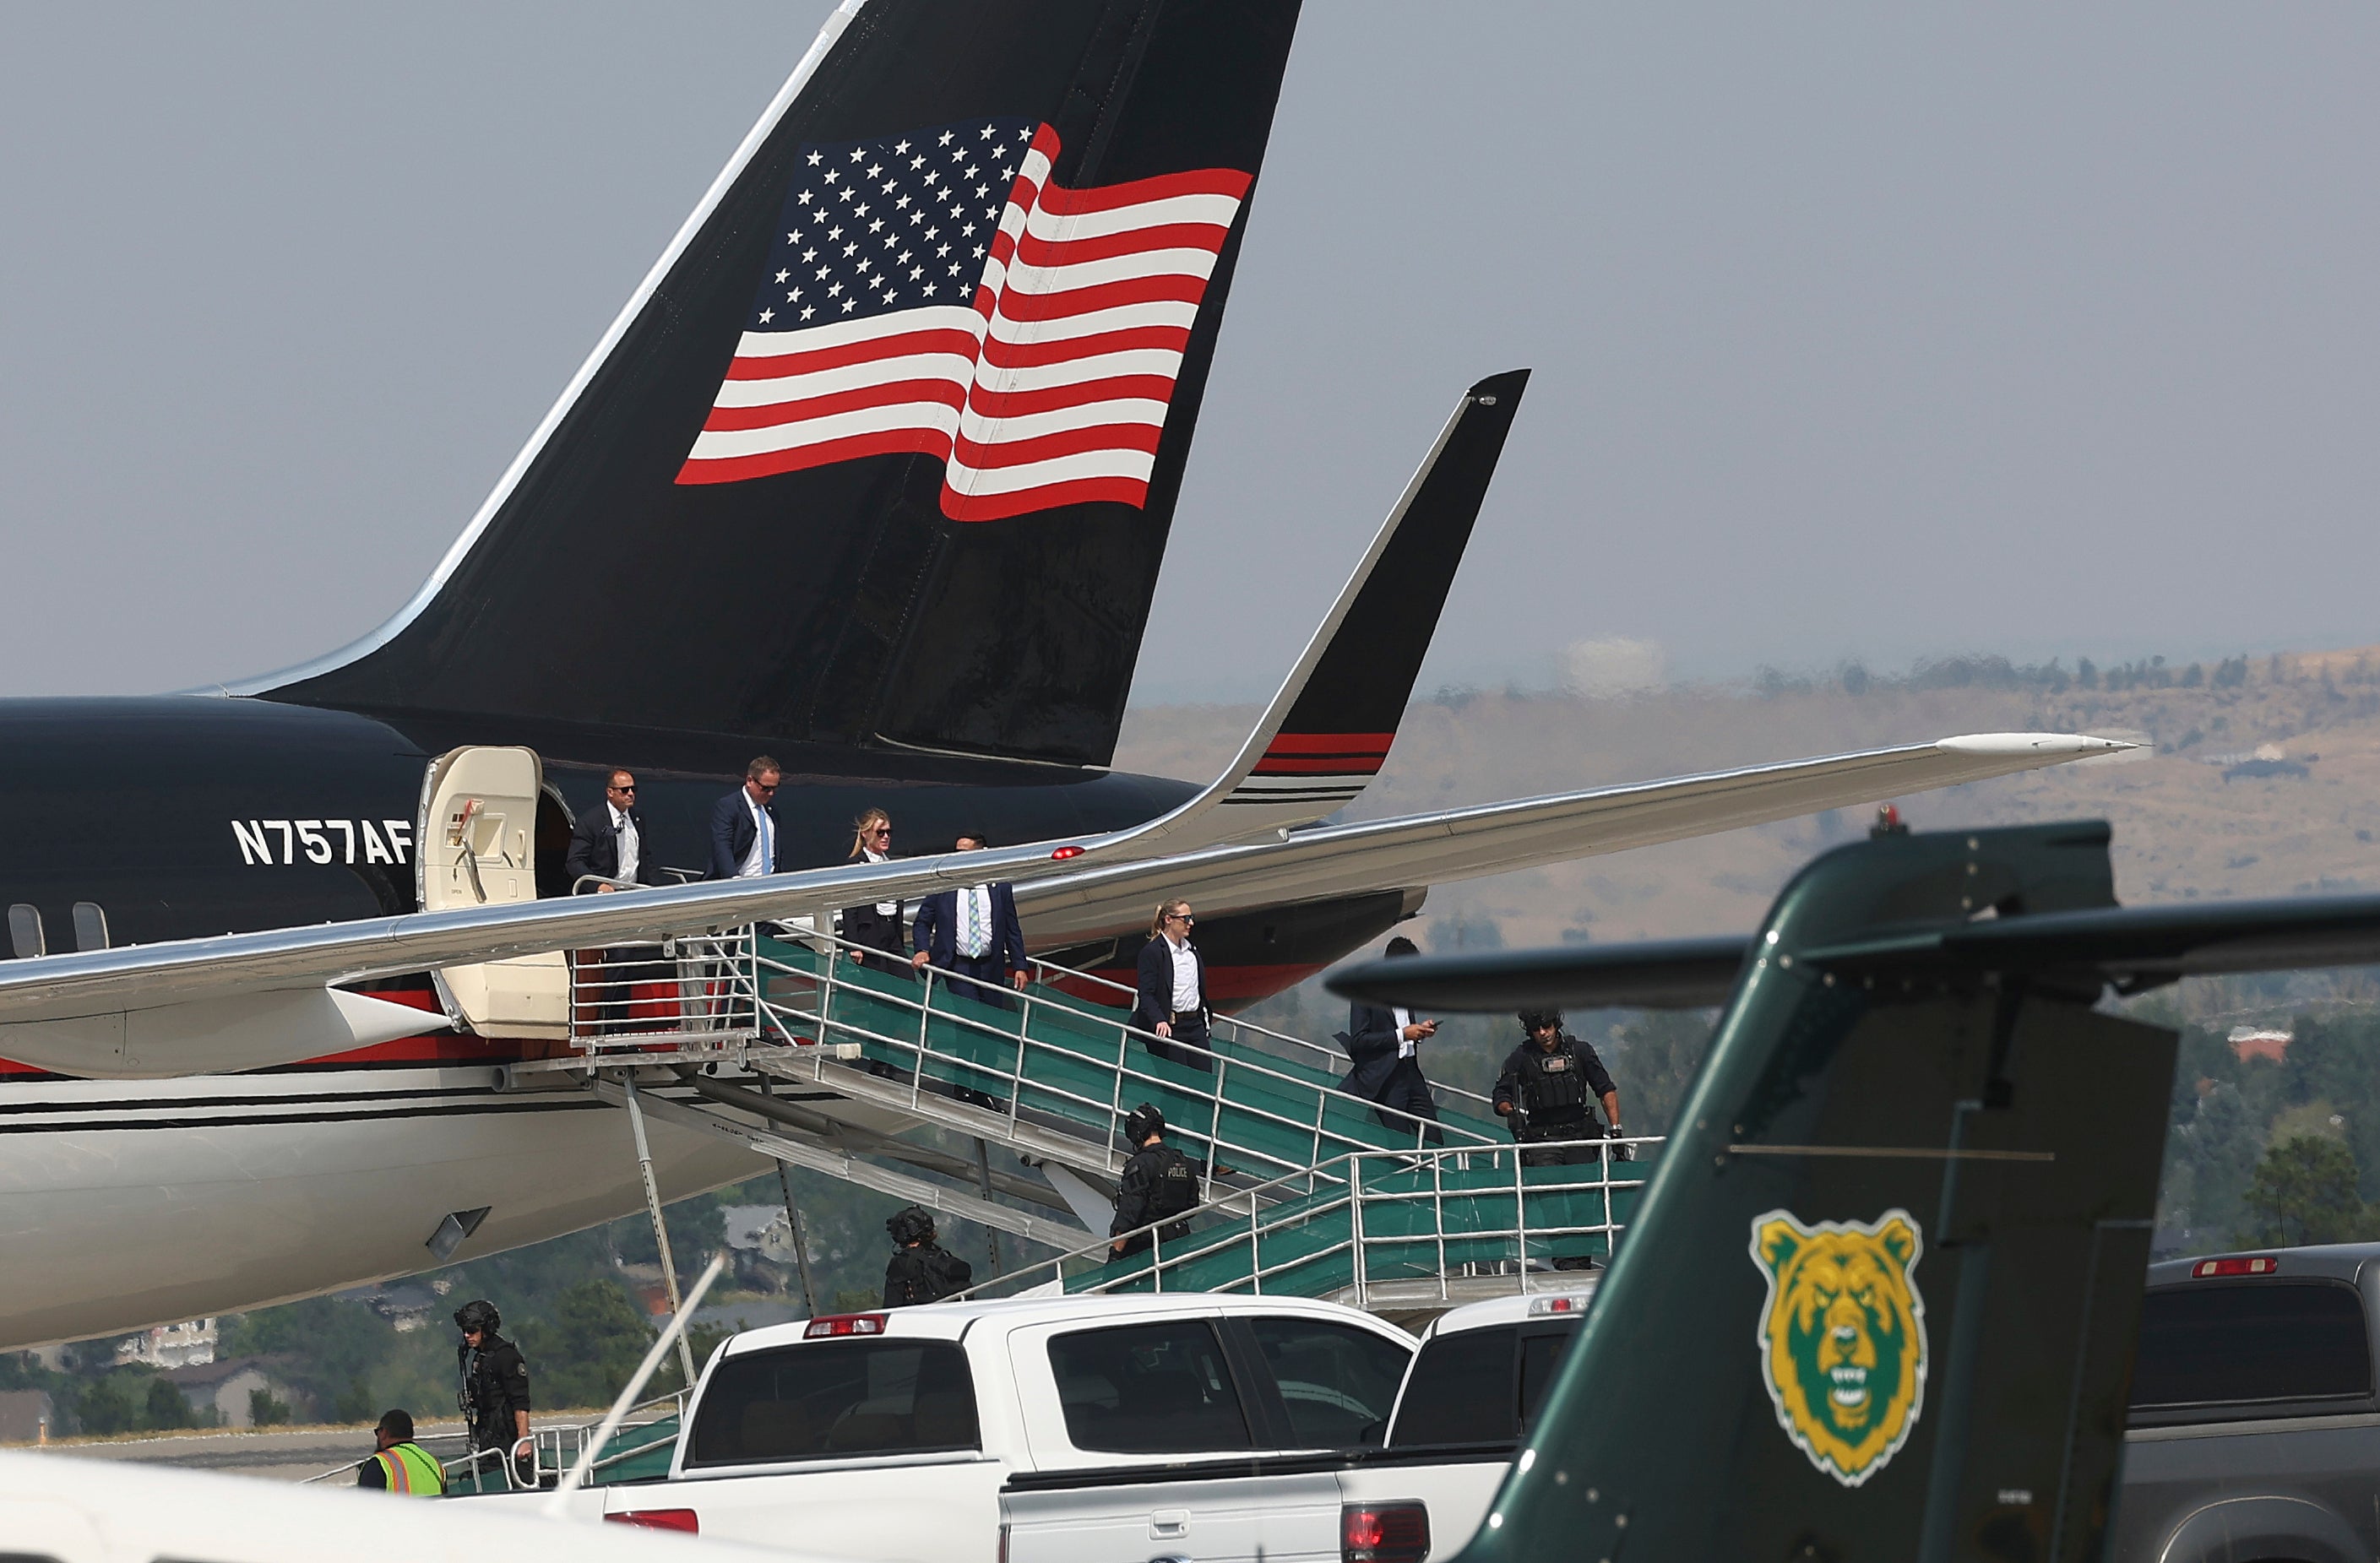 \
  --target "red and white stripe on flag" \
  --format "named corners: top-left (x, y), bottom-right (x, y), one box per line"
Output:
top-left (677, 124), bottom-right (1249, 520)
